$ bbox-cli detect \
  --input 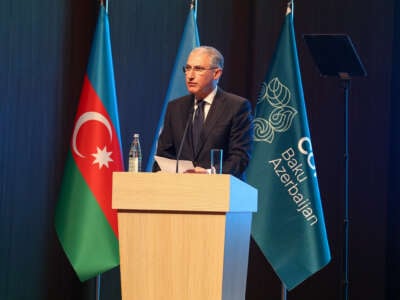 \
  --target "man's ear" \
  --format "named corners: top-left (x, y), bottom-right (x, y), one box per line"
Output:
top-left (214, 68), bottom-right (223, 81)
